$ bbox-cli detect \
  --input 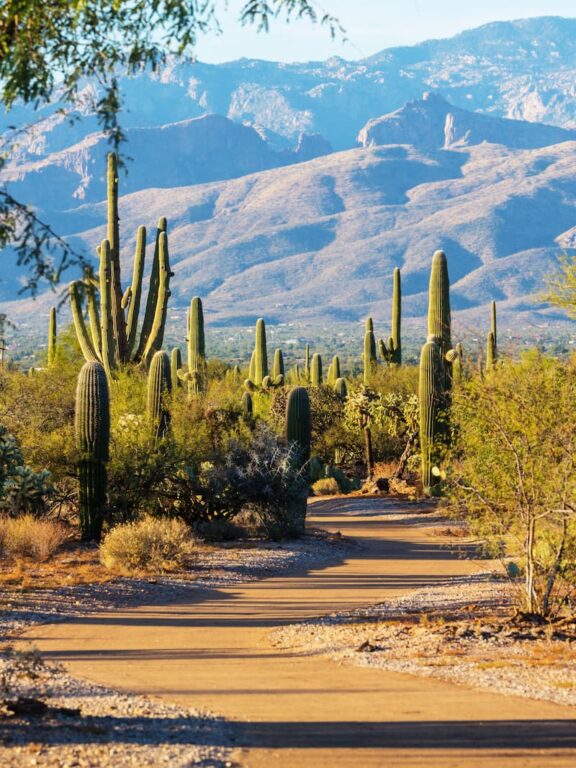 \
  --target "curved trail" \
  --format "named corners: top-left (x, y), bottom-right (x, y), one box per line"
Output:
top-left (24, 499), bottom-right (576, 767)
